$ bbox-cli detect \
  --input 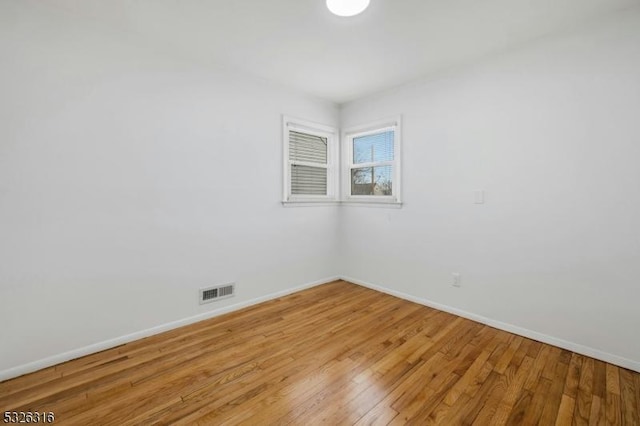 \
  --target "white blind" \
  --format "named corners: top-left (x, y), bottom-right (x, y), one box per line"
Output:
top-left (289, 131), bottom-right (328, 163)
top-left (353, 130), bottom-right (394, 164)
top-left (291, 165), bottom-right (327, 195)
top-left (289, 130), bottom-right (328, 196)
